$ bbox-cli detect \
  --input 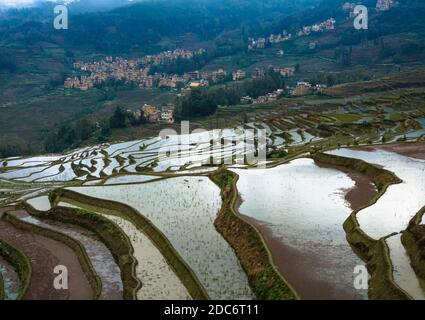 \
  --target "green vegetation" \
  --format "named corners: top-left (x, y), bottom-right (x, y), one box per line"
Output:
top-left (209, 167), bottom-right (298, 300)
top-left (401, 206), bottom-right (425, 293)
top-left (312, 152), bottom-right (401, 190)
top-left (0, 51), bottom-right (17, 73)
top-left (389, 112), bottom-right (407, 122)
top-left (0, 270), bottom-right (4, 300)
top-left (268, 149), bottom-right (288, 159)
top-left (367, 238), bottom-right (411, 300)
top-left (43, 118), bottom-right (98, 153)
top-left (327, 113), bottom-right (362, 123)
top-left (176, 70), bottom-right (285, 118)
top-left (1, 0), bottom-right (425, 158)
top-left (0, 239), bottom-right (32, 300)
